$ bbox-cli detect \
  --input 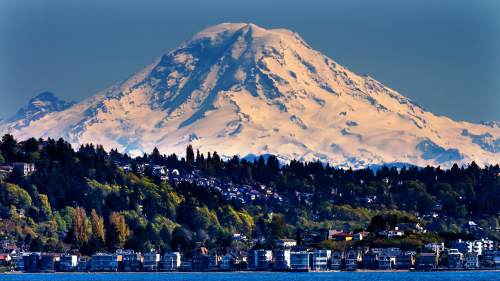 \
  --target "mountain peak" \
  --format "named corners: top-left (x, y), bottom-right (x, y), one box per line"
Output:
top-left (188, 22), bottom-right (307, 51)
top-left (2, 23), bottom-right (499, 168)
top-left (6, 92), bottom-right (74, 128)
top-left (33, 91), bottom-right (58, 100)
